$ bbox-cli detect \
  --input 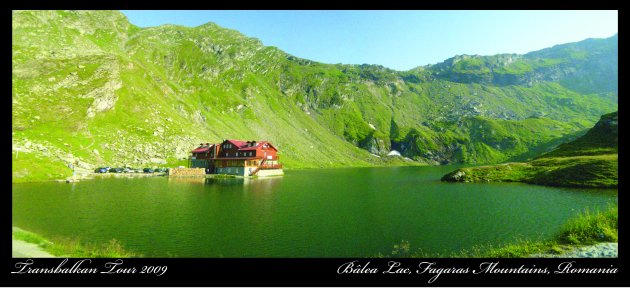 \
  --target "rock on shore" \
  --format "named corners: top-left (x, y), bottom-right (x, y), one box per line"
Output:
top-left (531, 242), bottom-right (617, 258)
